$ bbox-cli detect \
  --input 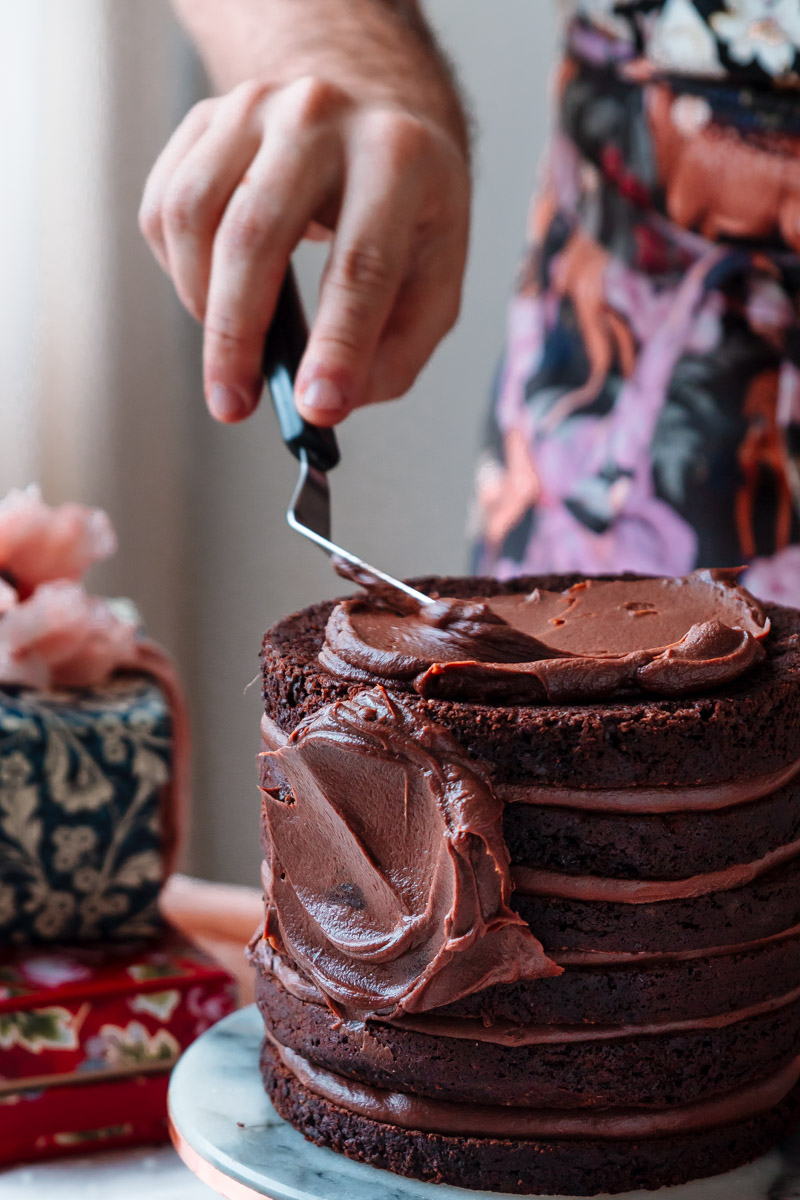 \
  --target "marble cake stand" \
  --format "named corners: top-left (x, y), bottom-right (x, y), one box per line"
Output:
top-left (169, 1006), bottom-right (800, 1200)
